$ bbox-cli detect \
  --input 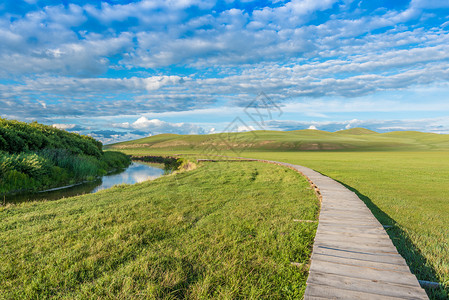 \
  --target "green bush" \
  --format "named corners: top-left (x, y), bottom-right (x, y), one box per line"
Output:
top-left (0, 118), bottom-right (102, 158)
top-left (0, 170), bottom-right (32, 194)
top-left (0, 119), bottom-right (131, 195)
top-left (0, 152), bottom-right (51, 178)
top-left (100, 151), bottom-right (131, 170)
top-left (0, 150), bottom-right (131, 194)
